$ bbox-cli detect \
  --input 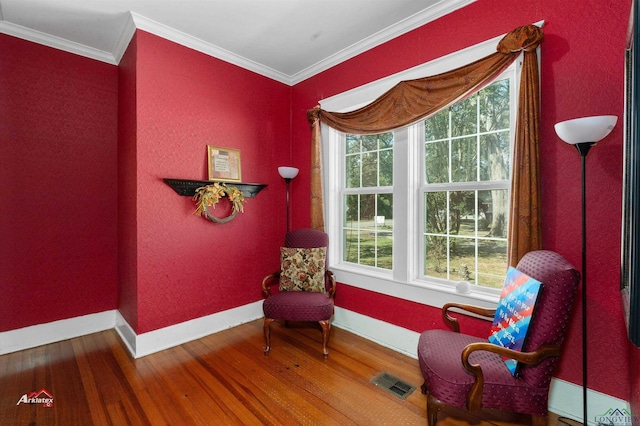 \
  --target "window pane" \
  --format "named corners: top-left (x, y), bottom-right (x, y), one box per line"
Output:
top-left (378, 132), bottom-right (393, 149)
top-left (424, 235), bottom-right (448, 278)
top-left (344, 194), bottom-right (358, 223)
top-left (378, 231), bottom-right (393, 270)
top-left (379, 149), bottom-right (393, 185)
top-left (425, 140), bottom-right (449, 184)
top-left (451, 95), bottom-right (477, 137)
top-left (359, 194), bottom-right (375, 229)
top-left (451, 137), bottom-right (477, 183)
top-left (477, 240), bottom-right (508, 288)
top-left (449, 191), bottom-right (476, 237)
top-left (359, 232), bottom-right (377, 267)
top-left (449, 236), bottom-right (476, 282)
top-left (479, 79), bottom-right (510, 132)
top-left (342, 193), bottom-right (393, 270)
top-left (346, 134), bottom-right (360, 155)
top-left (346, 133), bottom-right (393, 188)
top-left (377, 193), bottom-right (393, 229)
top-left (345, 154), bottom-right (360, 188)
top-left (424, 189), bottom-right (508, 284)
top-left (362, 152), bottom-right (378, 187)
top-left (362, 135), bottom-right (378, 152)
top-left (344, 228), bottom-right (359, 263)
top-left (479, 131), bottom-right (510, 181)
top-left (425, 109), bottom-right (449, 141)
top-left (425, 192), bottom-right (447, 234)
top-left (478, 189), bottom-right (508, 238)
